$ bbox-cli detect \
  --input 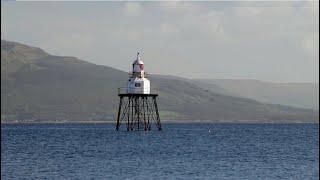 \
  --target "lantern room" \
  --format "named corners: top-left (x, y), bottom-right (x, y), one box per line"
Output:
top-left (127, 52), bottom-right (150, 94)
